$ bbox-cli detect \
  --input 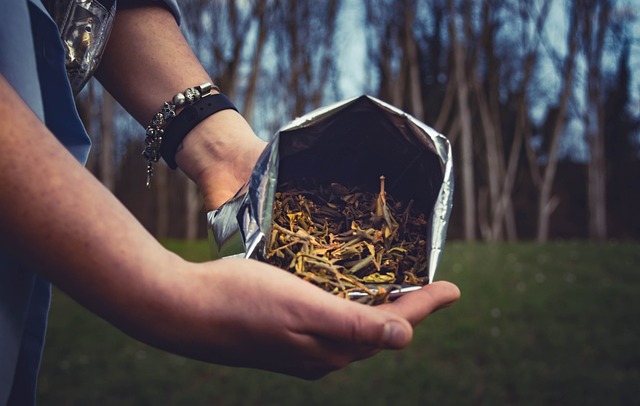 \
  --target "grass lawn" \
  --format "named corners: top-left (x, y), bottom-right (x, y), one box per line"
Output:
top-left (37, 241), bottom-right (640, 405)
